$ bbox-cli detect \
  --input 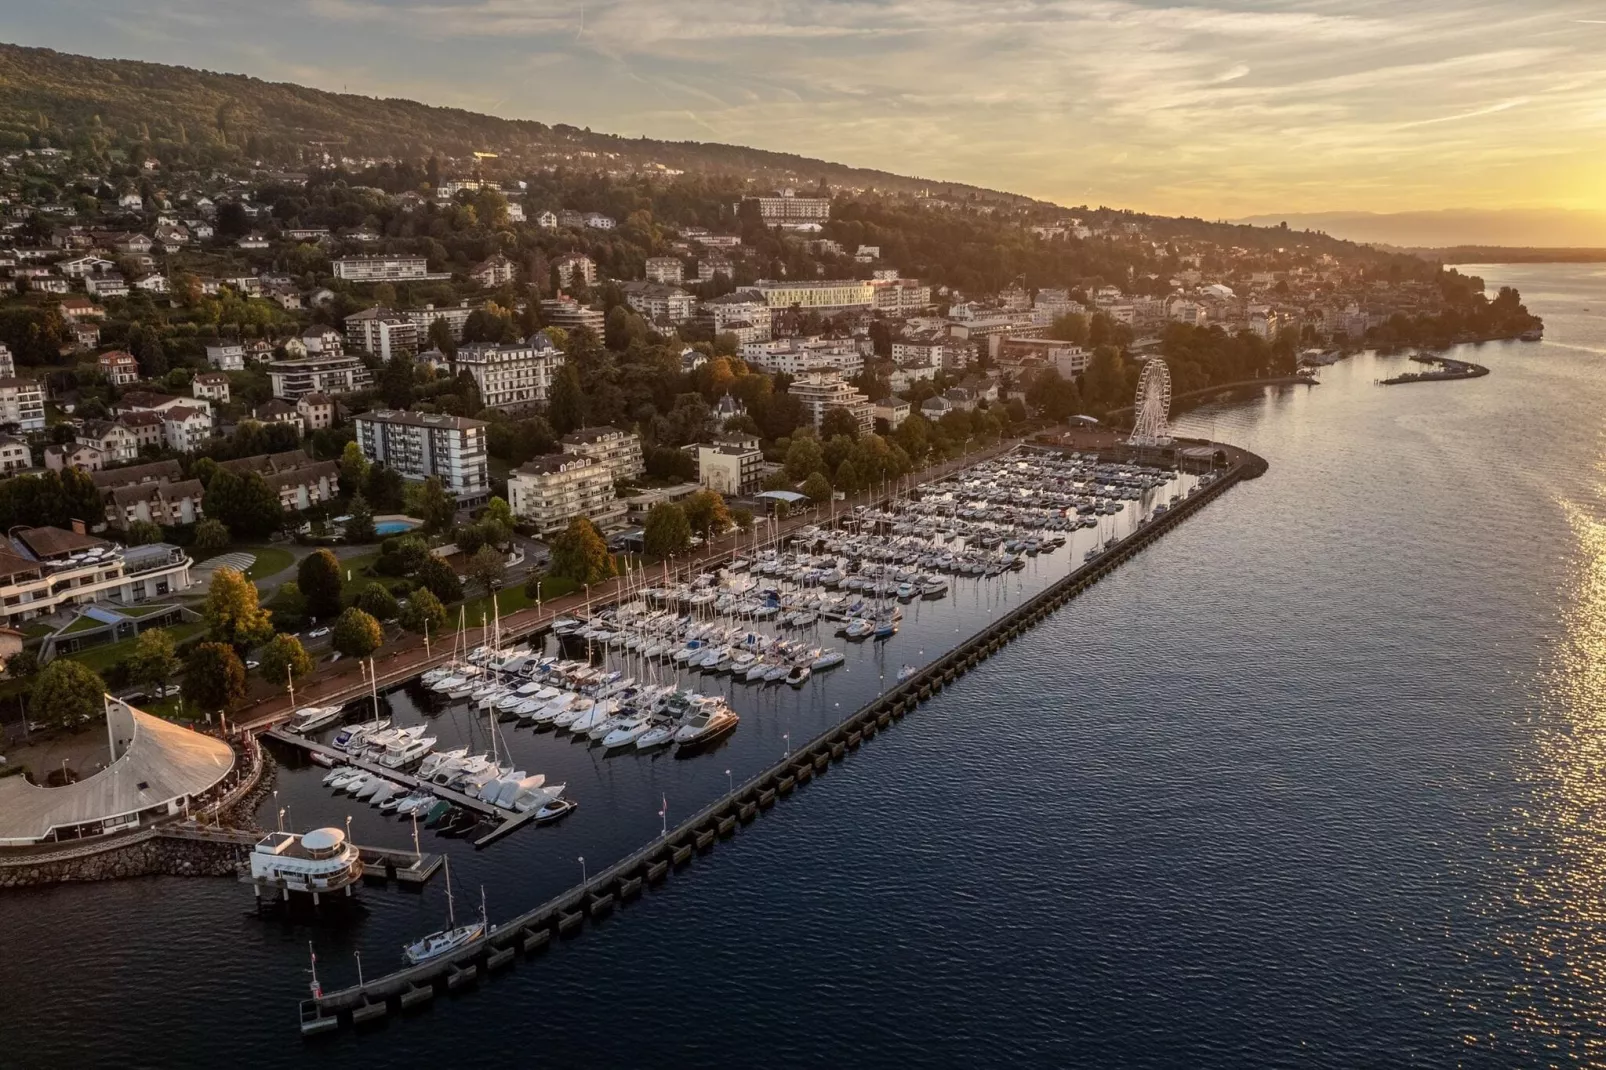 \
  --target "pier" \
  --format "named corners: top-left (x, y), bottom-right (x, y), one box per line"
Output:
top-left (295, 441), bottom-right (1267, 1035)
top-left (1379, 354), bottom-right (1489, 385)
